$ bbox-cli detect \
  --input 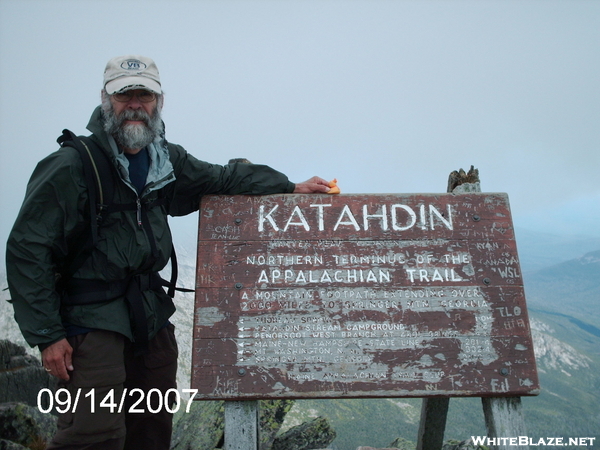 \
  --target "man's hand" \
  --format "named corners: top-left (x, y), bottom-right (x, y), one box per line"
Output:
top-left (293, 176), bottom-right (332, 194)
top-left (42, 338), bottom-right (74, 381)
